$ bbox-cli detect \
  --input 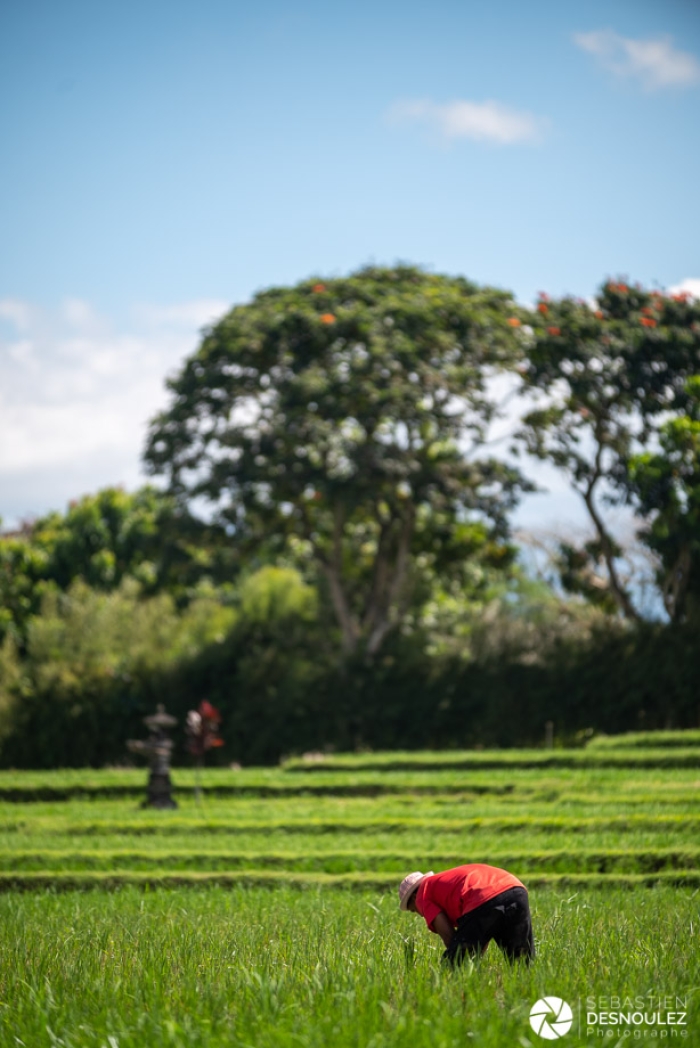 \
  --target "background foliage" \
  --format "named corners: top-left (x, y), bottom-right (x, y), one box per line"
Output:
top-left (2, 268), bottom-right (700, 767)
